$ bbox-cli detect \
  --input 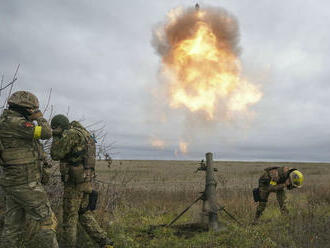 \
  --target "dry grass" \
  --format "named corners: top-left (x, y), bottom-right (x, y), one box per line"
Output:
top-left (1, 160), bottom-right (330, 247)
